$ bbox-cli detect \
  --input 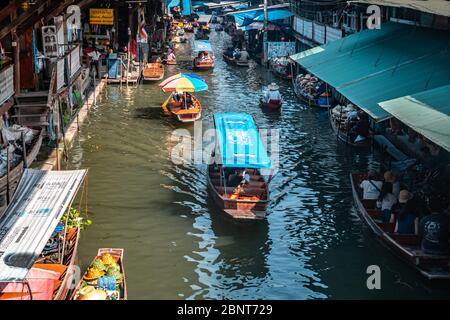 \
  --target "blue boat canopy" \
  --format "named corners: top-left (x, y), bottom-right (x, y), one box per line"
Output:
top-left (229, 8), bottom-right (293, 26)
top-left (214, 113), bottom-right (271, 169)
top-left (167, 0), bottom-right (180, 9)
top-left (193, 40), bottom-right (213, 52)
